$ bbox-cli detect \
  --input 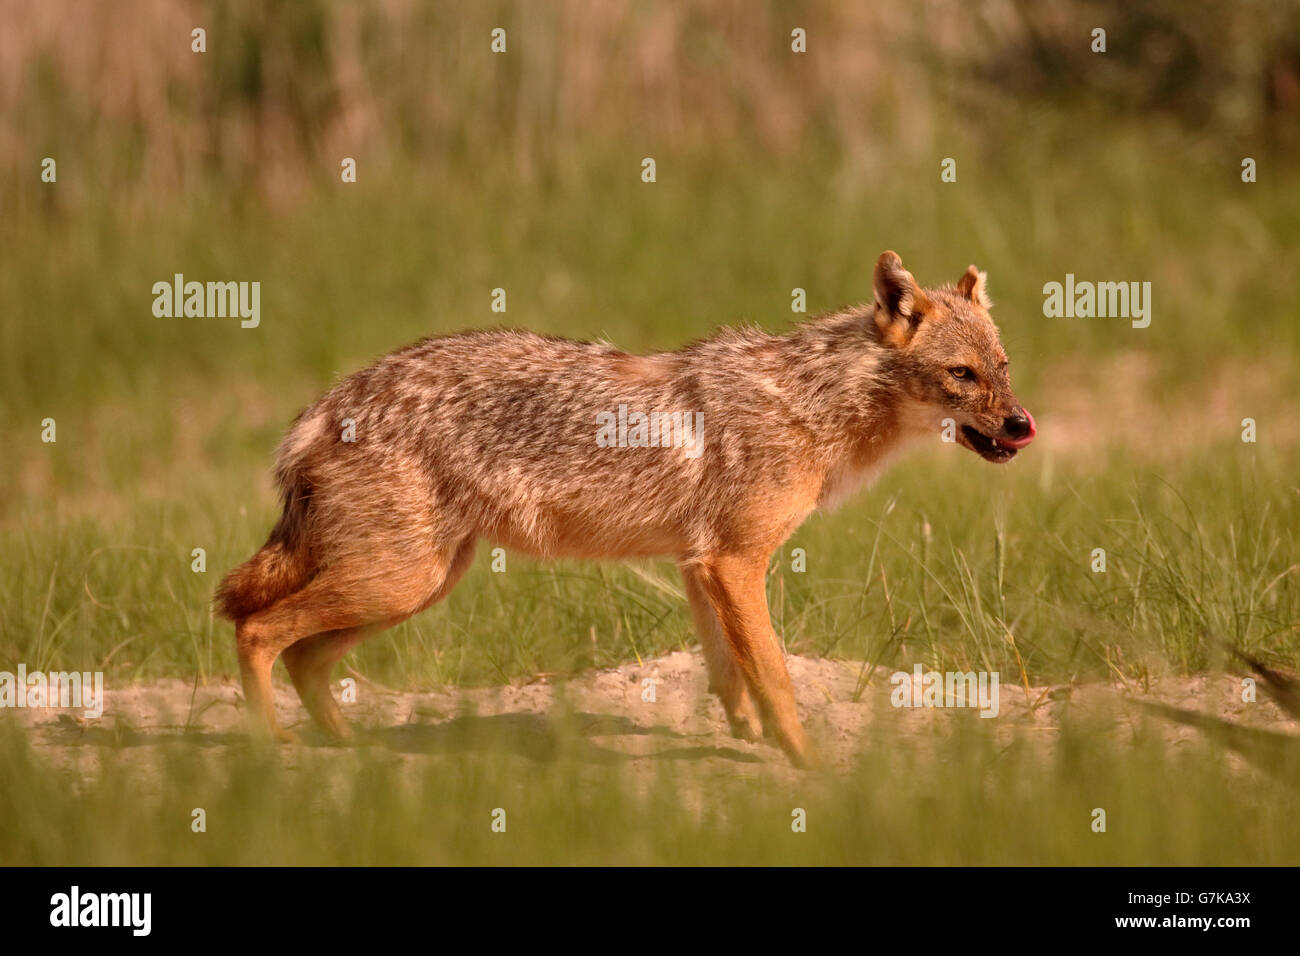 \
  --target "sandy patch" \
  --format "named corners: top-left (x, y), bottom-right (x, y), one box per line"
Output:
top-left (7, 651), bottom-right (1296, 788)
